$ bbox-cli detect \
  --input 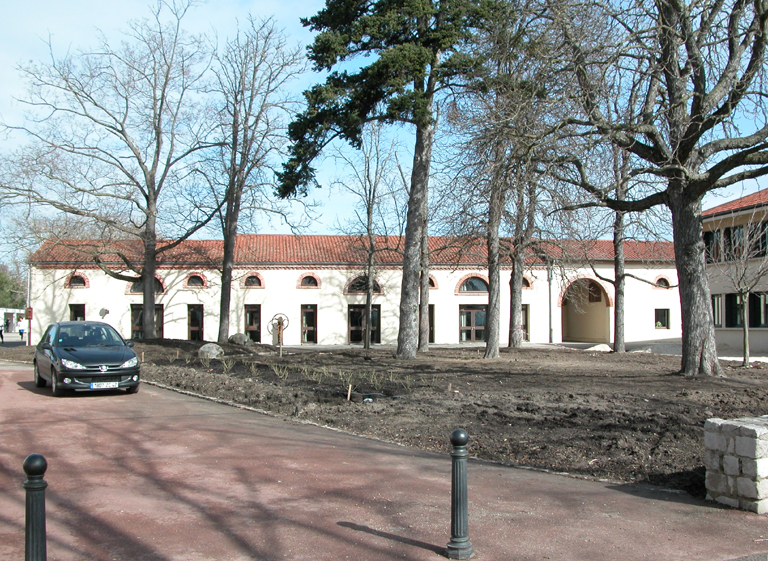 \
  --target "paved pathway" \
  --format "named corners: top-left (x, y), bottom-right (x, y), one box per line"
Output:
top-left (1, 362), bottom-right (767, 560)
